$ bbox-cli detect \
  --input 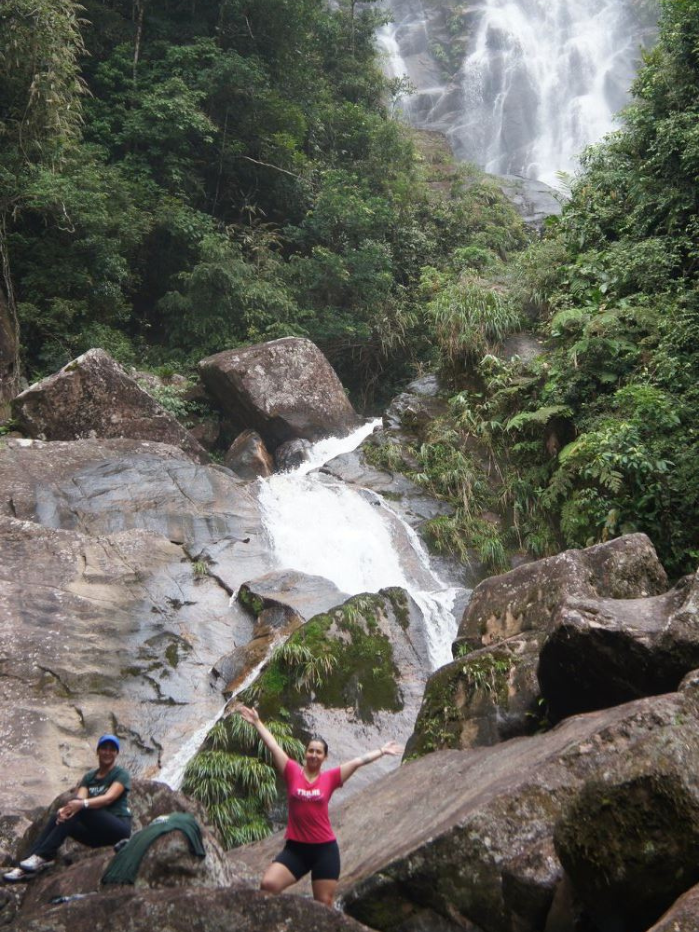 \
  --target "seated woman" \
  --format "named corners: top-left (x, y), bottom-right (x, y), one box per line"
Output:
top-left (3, 734), bottom-right (132, 882)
